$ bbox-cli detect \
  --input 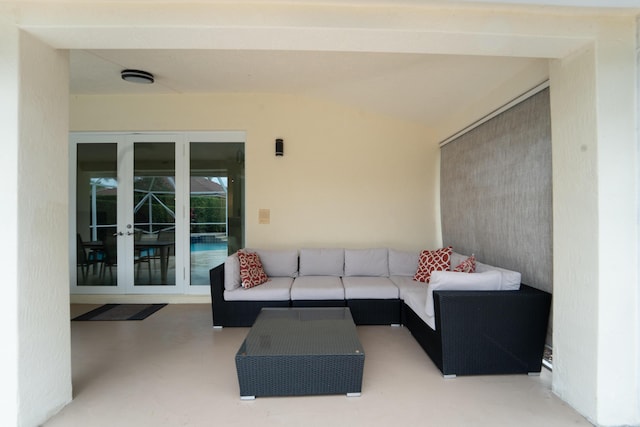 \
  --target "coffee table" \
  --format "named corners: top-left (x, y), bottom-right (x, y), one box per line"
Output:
top-left (235, 307), bottom-right (365, 400)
